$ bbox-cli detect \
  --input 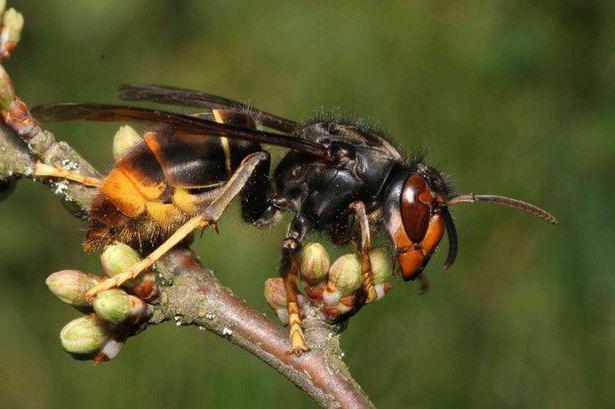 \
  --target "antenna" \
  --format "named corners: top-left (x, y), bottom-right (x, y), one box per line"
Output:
top-left (447, 194), bottom-right (558, 225)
